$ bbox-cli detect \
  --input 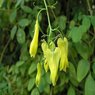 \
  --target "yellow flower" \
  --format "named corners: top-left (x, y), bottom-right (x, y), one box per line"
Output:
top-left (36, 63), bottom-right (42, 87)
top-left (42, 41), bottom-right (60, 86)
top-left (41, 41), bottom-right (49, 72)
top-left (57, 37), bottom-right (68, 72)
top-left (29, 19), bottom-right (39, 58)
top-left (48, 48), bottom-right (60, 86)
